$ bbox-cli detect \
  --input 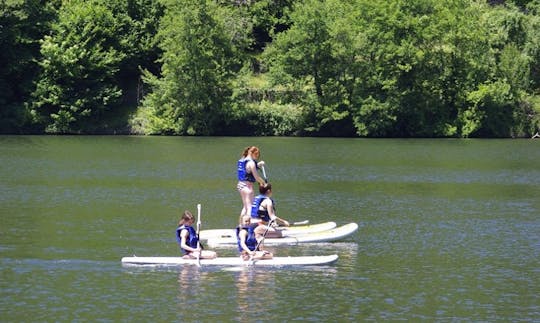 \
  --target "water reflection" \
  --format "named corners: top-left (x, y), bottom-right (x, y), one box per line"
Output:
top-left (175, 265), bottom-right (219, 301)
top-left (235, 269), bottom-right (255, 320)
top-left (177, 265), bottom-right (200, 290)
top-left (233, 268), bottom-right (281, 321)
top-left (230, 261), bottom-right (344, 321)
